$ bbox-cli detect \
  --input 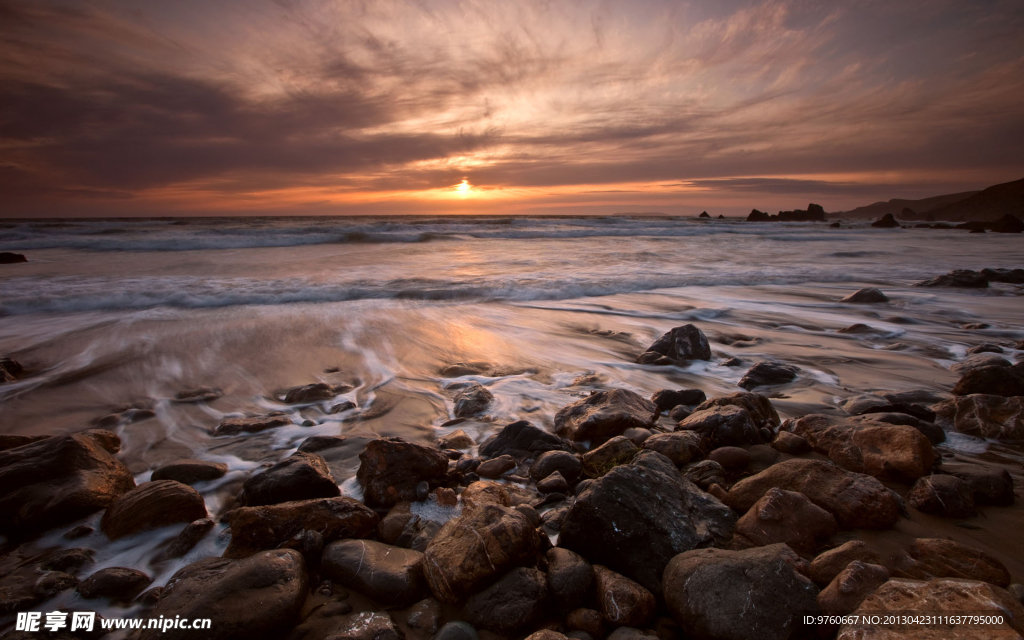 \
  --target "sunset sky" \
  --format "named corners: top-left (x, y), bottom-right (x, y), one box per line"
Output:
top-left (2, 0), bottom-right (1023, 217)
